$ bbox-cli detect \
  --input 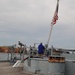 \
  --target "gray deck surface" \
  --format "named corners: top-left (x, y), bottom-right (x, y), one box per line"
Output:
top-left (0, 62), bottom-right (40, 75)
